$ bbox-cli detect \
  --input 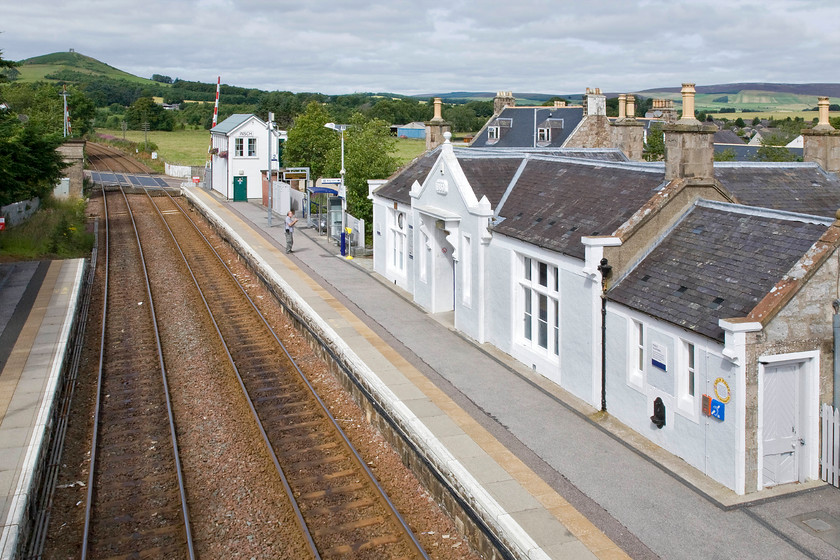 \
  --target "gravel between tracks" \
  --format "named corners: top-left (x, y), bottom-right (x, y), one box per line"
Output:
top-left (42, 191), bottom-right (483, 559)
